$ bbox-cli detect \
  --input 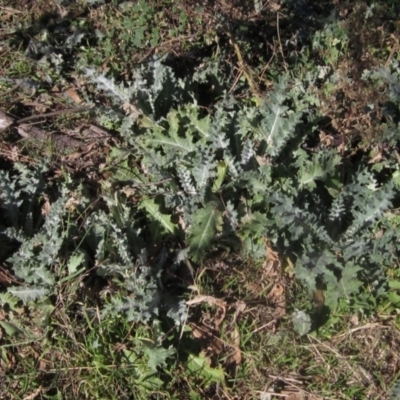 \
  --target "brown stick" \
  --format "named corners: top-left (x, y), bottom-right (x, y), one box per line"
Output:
top-left (16, 106), bottom-right (93, 124)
